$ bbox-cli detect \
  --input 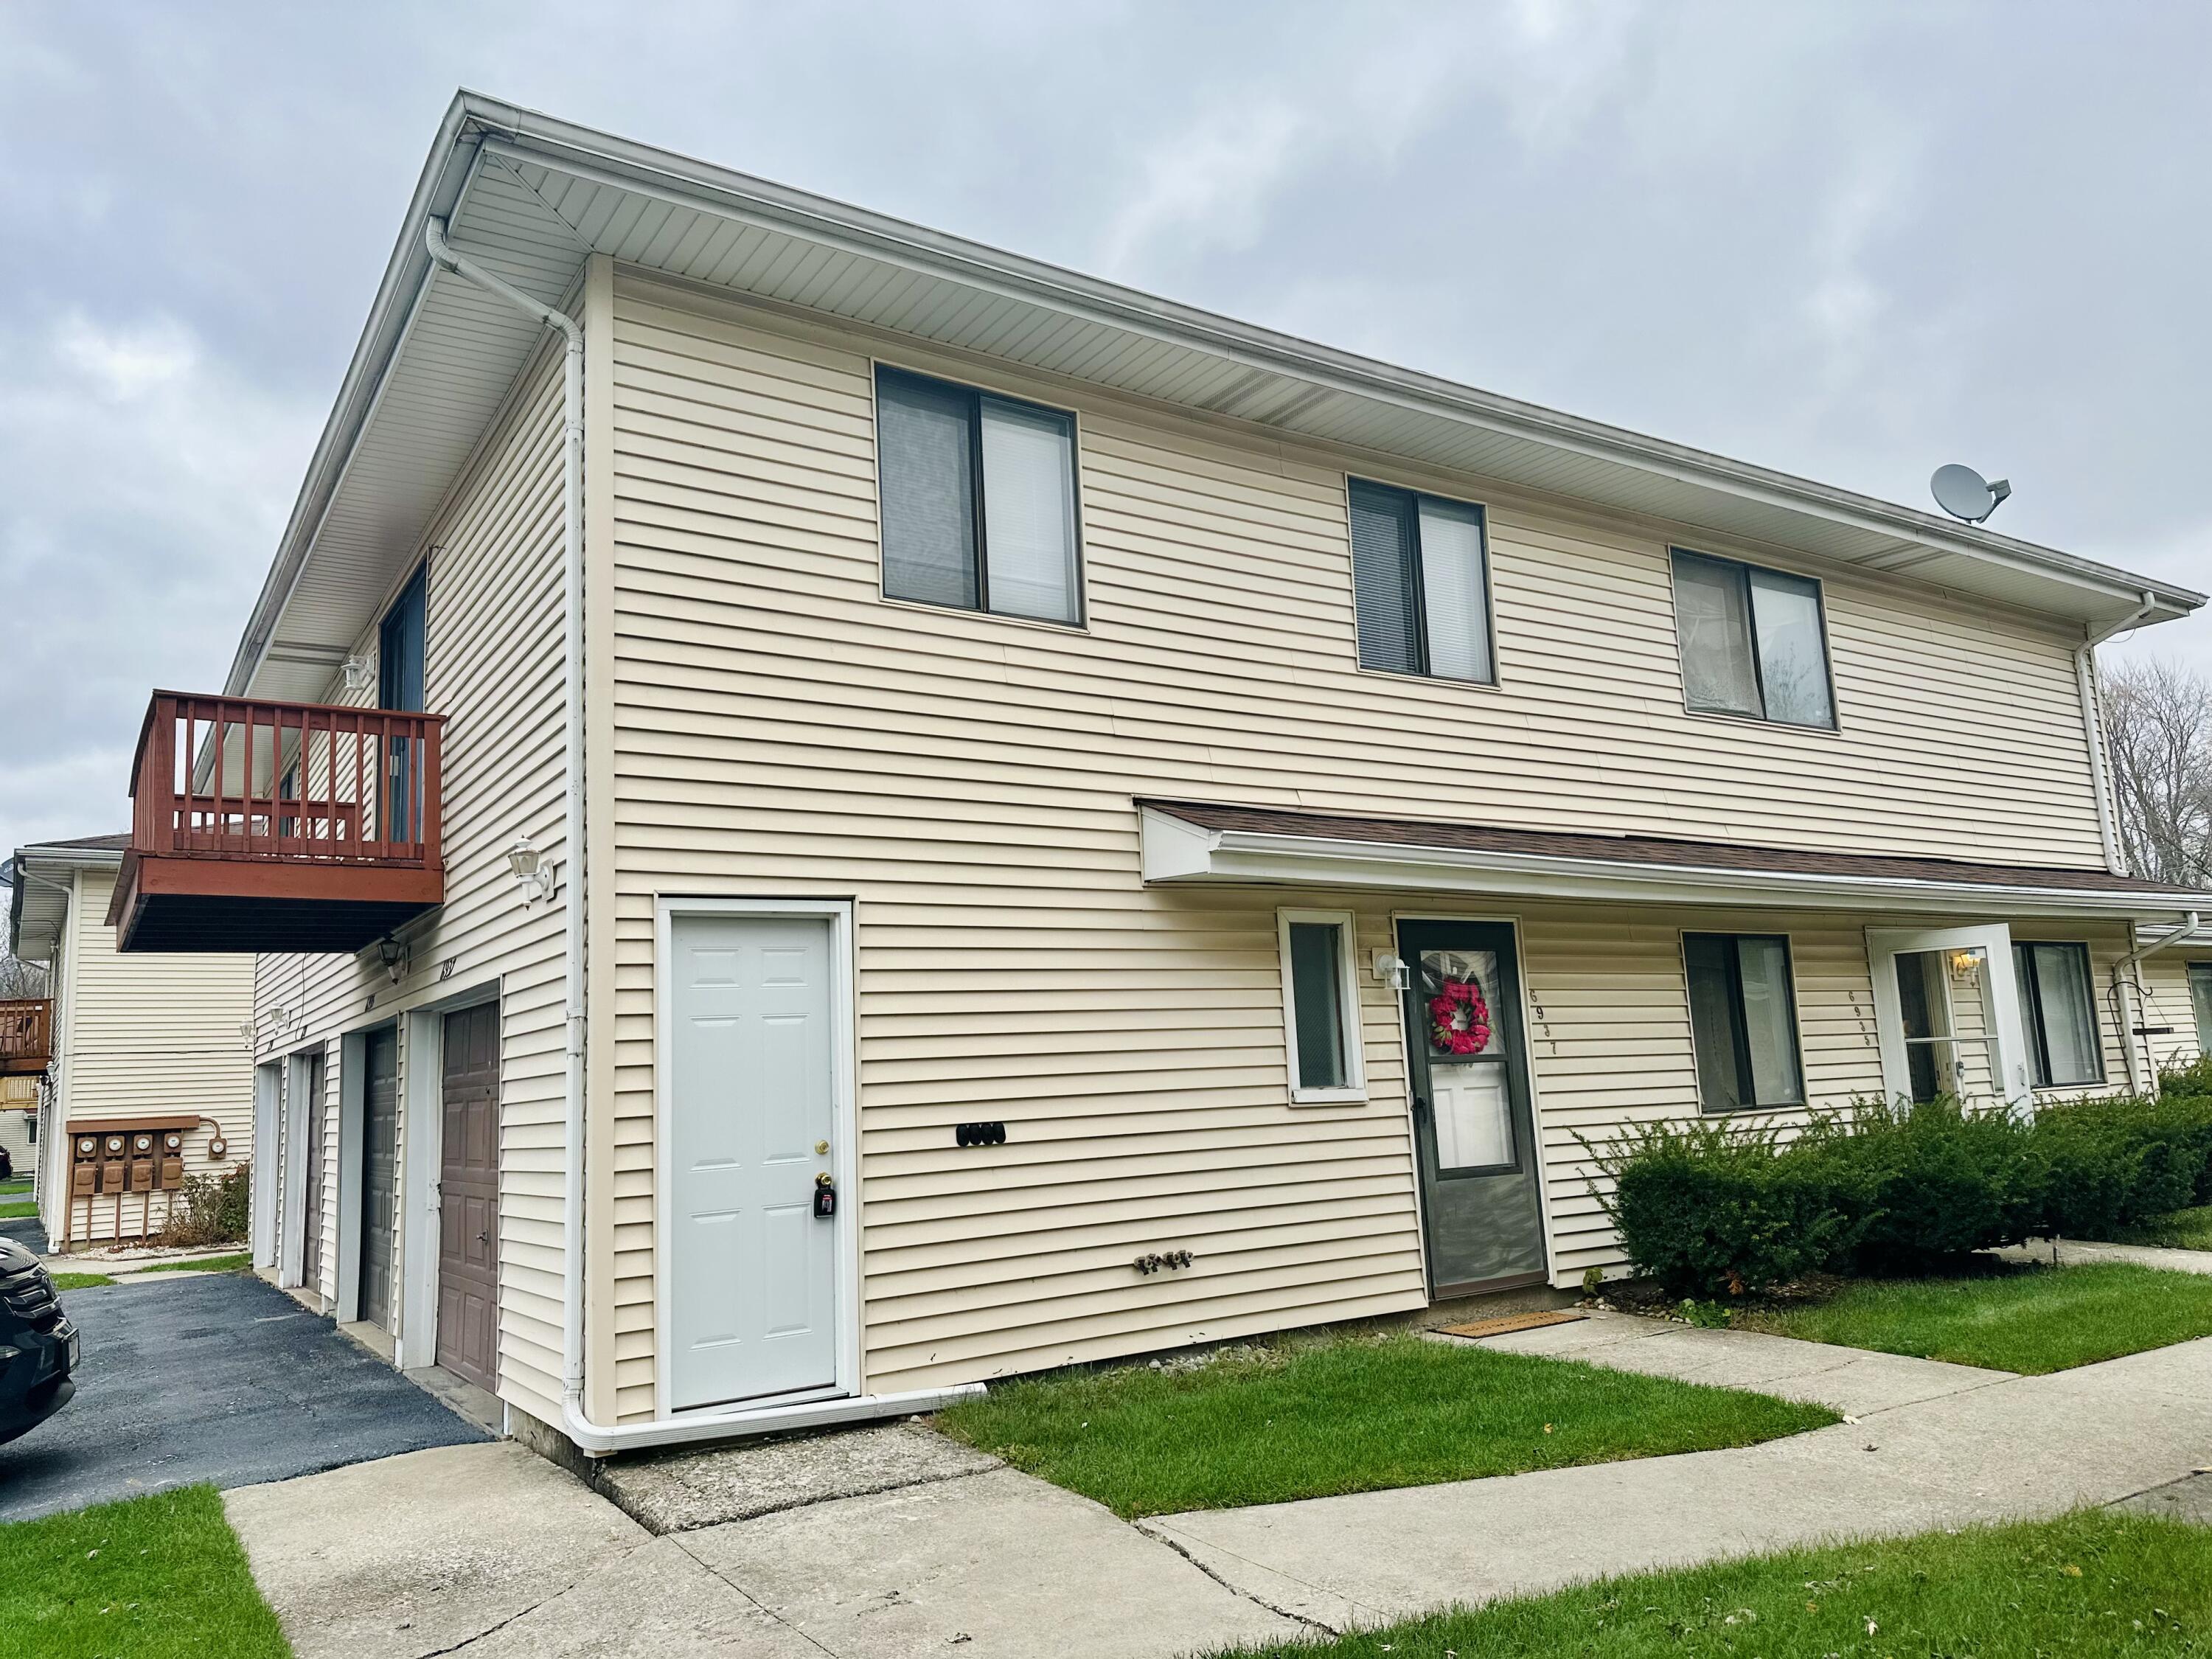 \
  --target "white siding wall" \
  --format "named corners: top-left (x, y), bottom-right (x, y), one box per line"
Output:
top-left (42, 868), bottom-right (254, 1245)
top-left (599, 275), bottom-right (2129, 1405)
top-left (254, 344), bottom-right (568, 1417)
